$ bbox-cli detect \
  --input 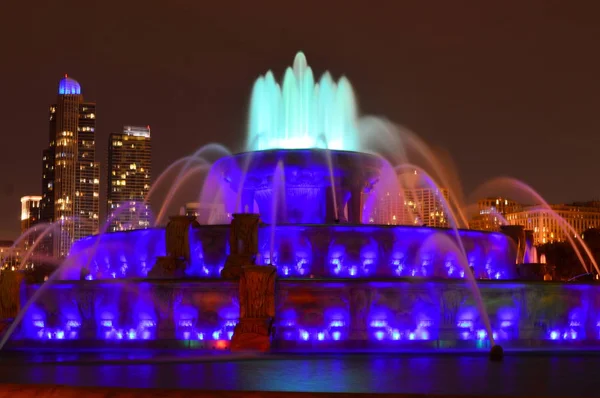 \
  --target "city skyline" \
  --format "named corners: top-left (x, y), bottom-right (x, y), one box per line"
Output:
top-left (2, 2), bottom-right (600, 240)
